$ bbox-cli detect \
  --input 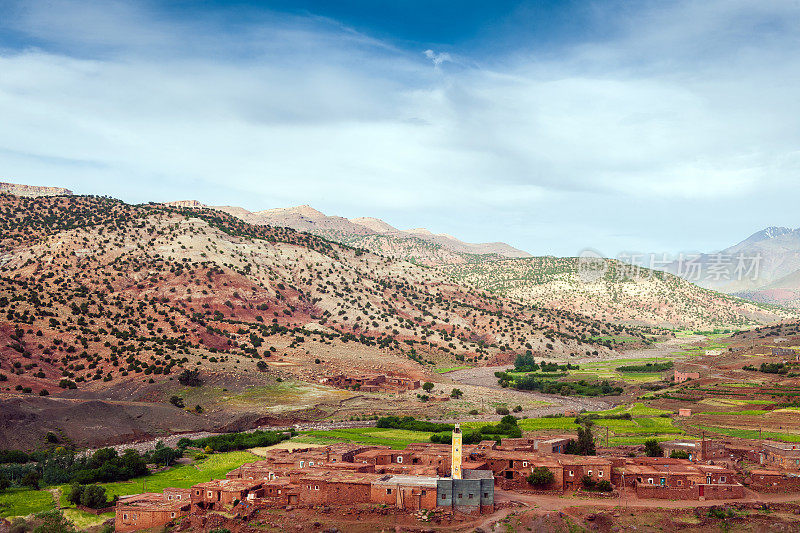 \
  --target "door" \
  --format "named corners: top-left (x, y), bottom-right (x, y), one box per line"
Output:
top-left (699, 485), bottom-right (704, 497)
